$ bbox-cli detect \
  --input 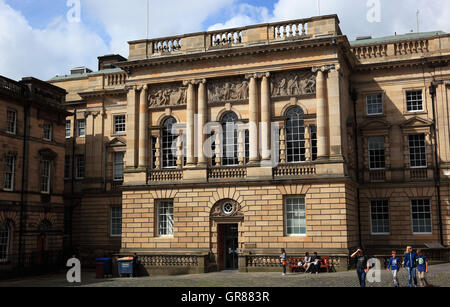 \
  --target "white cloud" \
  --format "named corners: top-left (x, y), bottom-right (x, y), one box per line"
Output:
top-left (0, 0), bottom-right (108, 81)
top-left (208, 3), bottom-right (270, 31)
